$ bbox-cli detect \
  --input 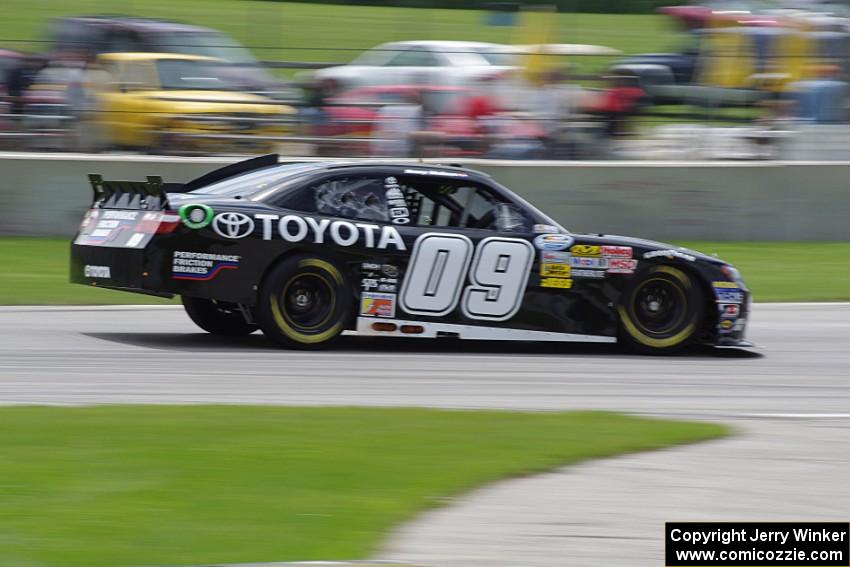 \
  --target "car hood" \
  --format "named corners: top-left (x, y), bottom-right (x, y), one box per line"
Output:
top-left (146, 90), bottom-right (292, 114)
top-left (570, 233), bottom-right (725, 265)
